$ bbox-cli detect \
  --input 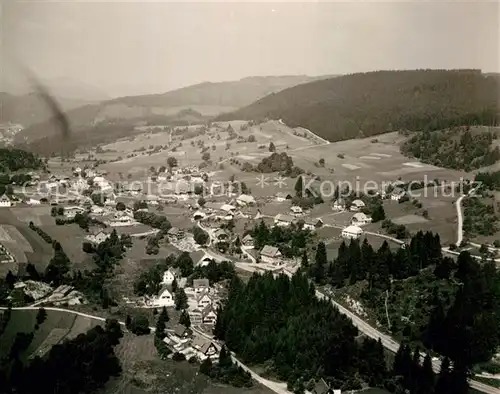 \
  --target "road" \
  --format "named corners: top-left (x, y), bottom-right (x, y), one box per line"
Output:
top-left (0, 306), bottom-right (295, 394)
top-left (233, 264), bottom-right (500, 394)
